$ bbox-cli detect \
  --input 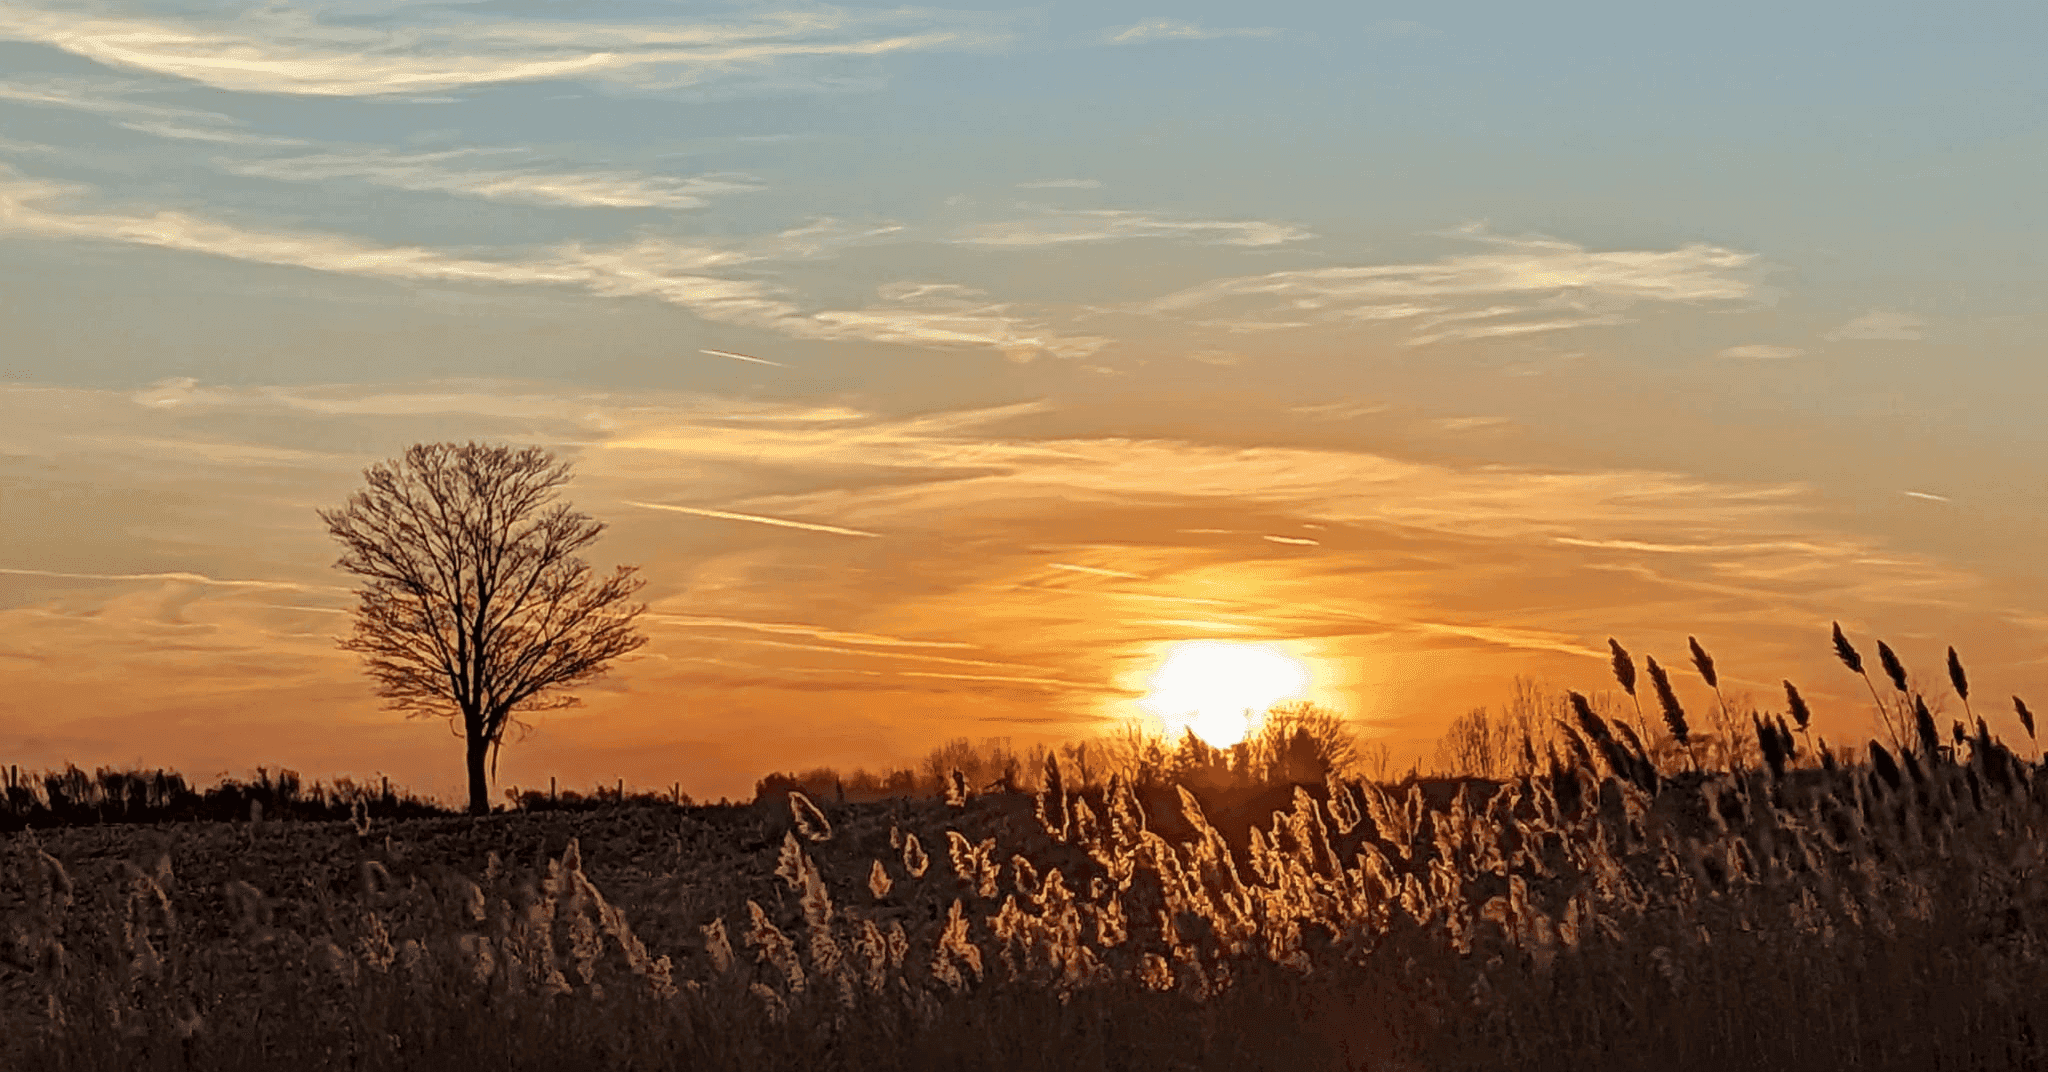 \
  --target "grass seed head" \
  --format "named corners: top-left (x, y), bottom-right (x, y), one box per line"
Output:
top-left (1784, 680), bottom-right (1812, 732)
top-left (798, 865), bottom-right (834, 929)
top-left (2015, 696), bottom-right (2036, 740)
top-left (1645, 656), bottom-right (1690, 745)
top-left (744, 900), bottom-right (806, 993)
top-left (788, 790), bottom-right (832, 842)
top-left (1831, 622), bottom-right (1864, 674)
top-left (359, 859), bottom-right (392, 901)
top-left (1608, 638), bottom-right (1637, 696)
top-left (1877, 640), bottom-right (1909, 693)
top-left (1913, 696), bottom-right (1940, 757)
top-left (702, 917), bottom-right (735, 975)
top-left (945, 769), bottom-right (968, 808)
top-left (901, 831), bottom-right (930, 877)
top-left (775, 831), bottom-right (816, 890)
top-left (1947, 646), bottom-right (1970, 702)
top-left (1688, 636), bottom-right (1718, 690)
top-left (36, 850), bottom-right (74, 912)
